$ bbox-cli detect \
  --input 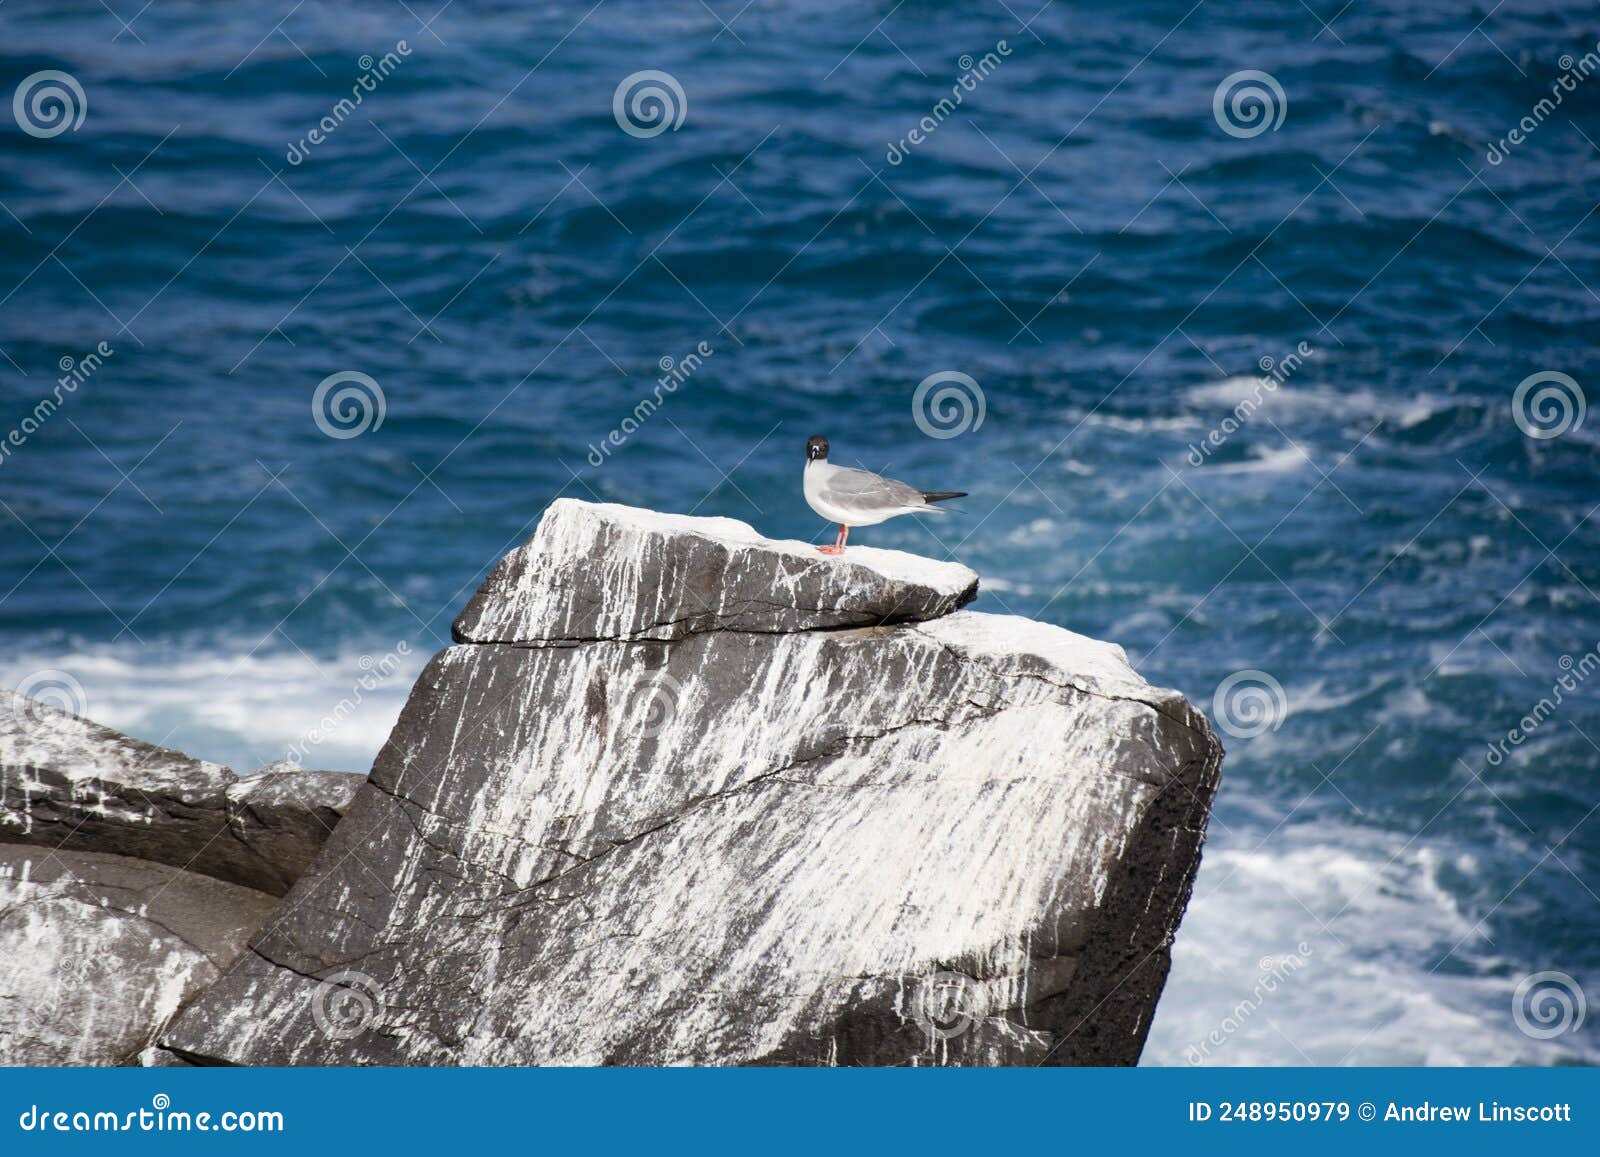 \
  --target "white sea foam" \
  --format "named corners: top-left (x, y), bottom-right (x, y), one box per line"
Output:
top-left (1078, 411), bottom-right (1204, 434)
top-left (1184, 376), bottom-right (1444, 429)
top-left (1201, 443), bottom-right (1314, 475)
top-left (1145, 822), bottom-right (1600, 1066)
top-left (0, 642), bottom-right (427, 774)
